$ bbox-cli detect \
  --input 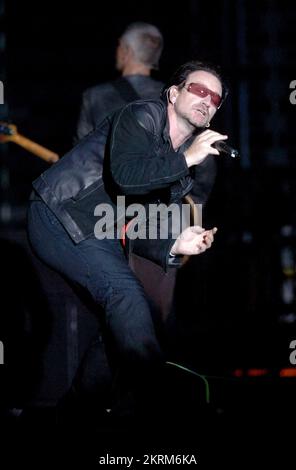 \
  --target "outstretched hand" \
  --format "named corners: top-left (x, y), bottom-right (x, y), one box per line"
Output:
top-left (170, 225), bottom-right (218, 256)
